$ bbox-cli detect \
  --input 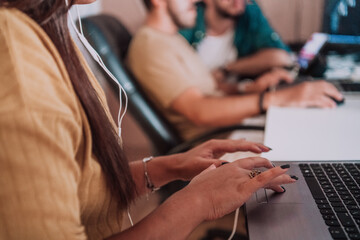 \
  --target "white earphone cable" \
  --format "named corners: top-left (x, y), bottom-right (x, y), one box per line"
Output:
top-left (228, 208), bottom-right (240, 240)
top-left (66, 1), bottom-right (128, 137)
